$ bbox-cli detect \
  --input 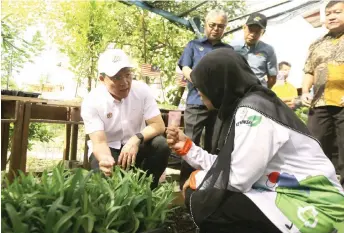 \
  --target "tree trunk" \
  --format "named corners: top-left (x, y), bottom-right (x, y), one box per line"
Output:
top-left (142, 10), bottom-right (147, 64)
top-left (88, 56), bottom-right (96, 91)
top-left (172, 86), bottom-right (186, 106)
top-left (87, 76), bottom-right (92, 92)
